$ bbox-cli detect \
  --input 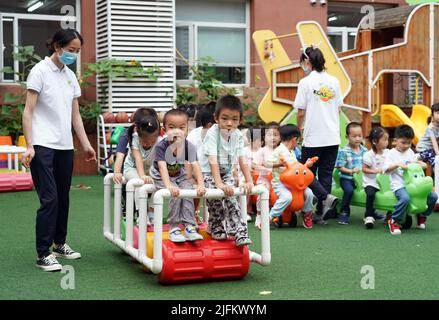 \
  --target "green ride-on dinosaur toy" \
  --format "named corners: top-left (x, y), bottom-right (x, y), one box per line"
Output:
top-left (331, 163), bottom-right (433, 229)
